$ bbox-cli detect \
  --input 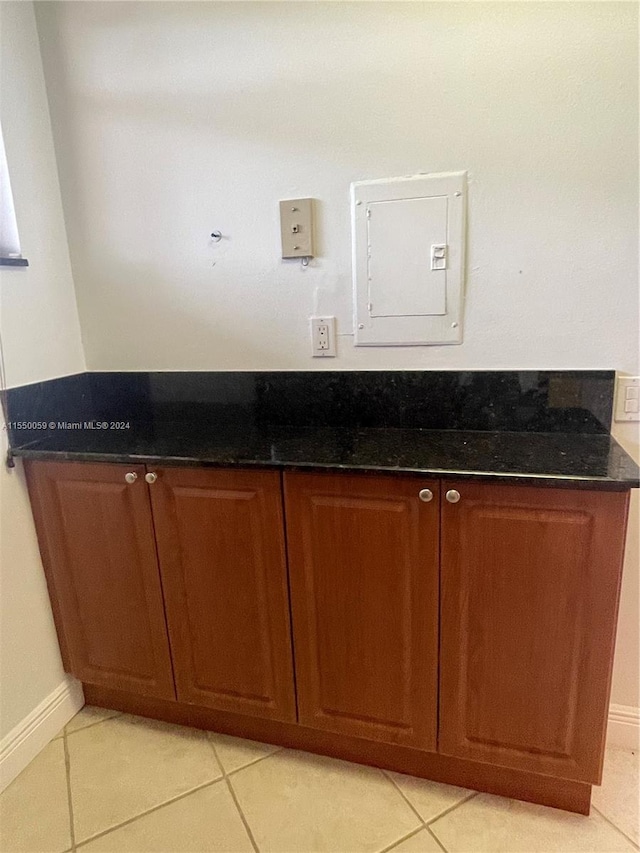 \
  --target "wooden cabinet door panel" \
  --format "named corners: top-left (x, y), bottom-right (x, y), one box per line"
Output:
top-left (25, 461), bottom-right (175, 699)
top-left (149, 468), bottom-right (296, 722)
top-left (284, 472), bottom-right (439, 750)
top-left (439, 482), bottom-right (629, 783)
